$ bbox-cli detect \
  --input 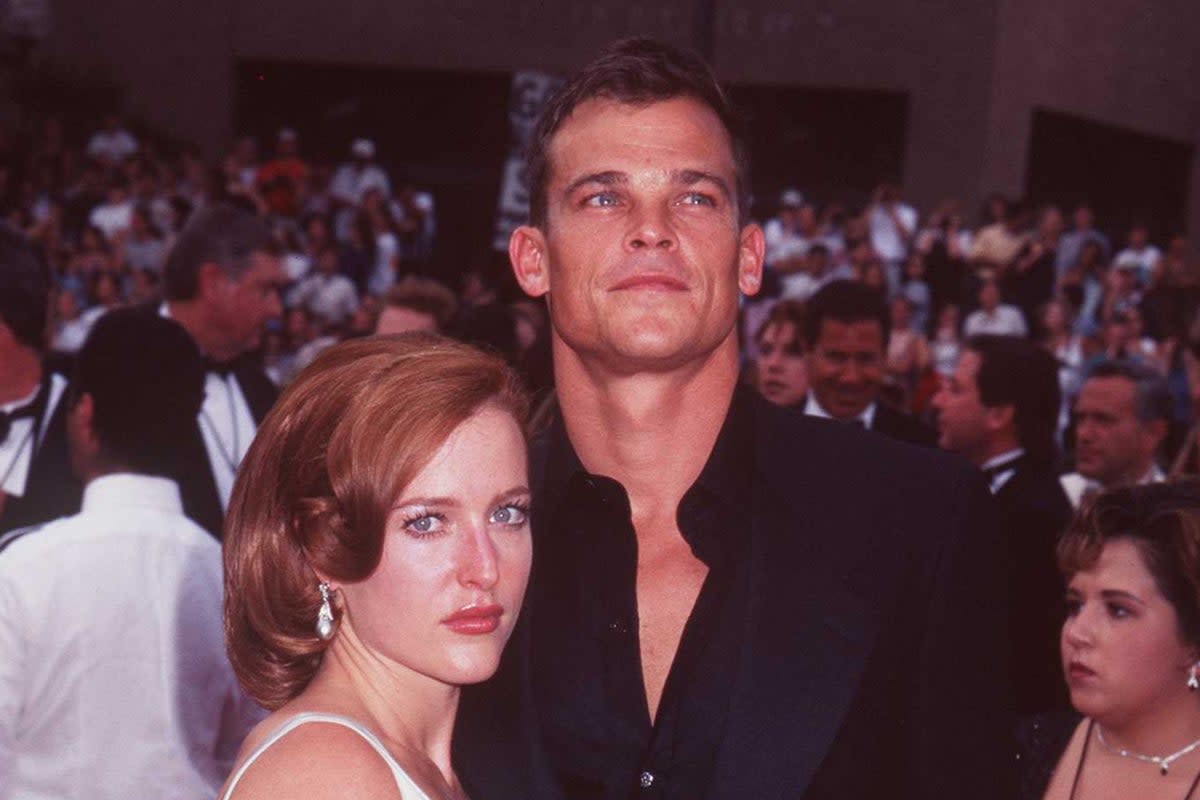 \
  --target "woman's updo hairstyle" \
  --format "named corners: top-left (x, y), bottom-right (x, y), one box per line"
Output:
top-left (1058, 480), bottom-right (1200, 650)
